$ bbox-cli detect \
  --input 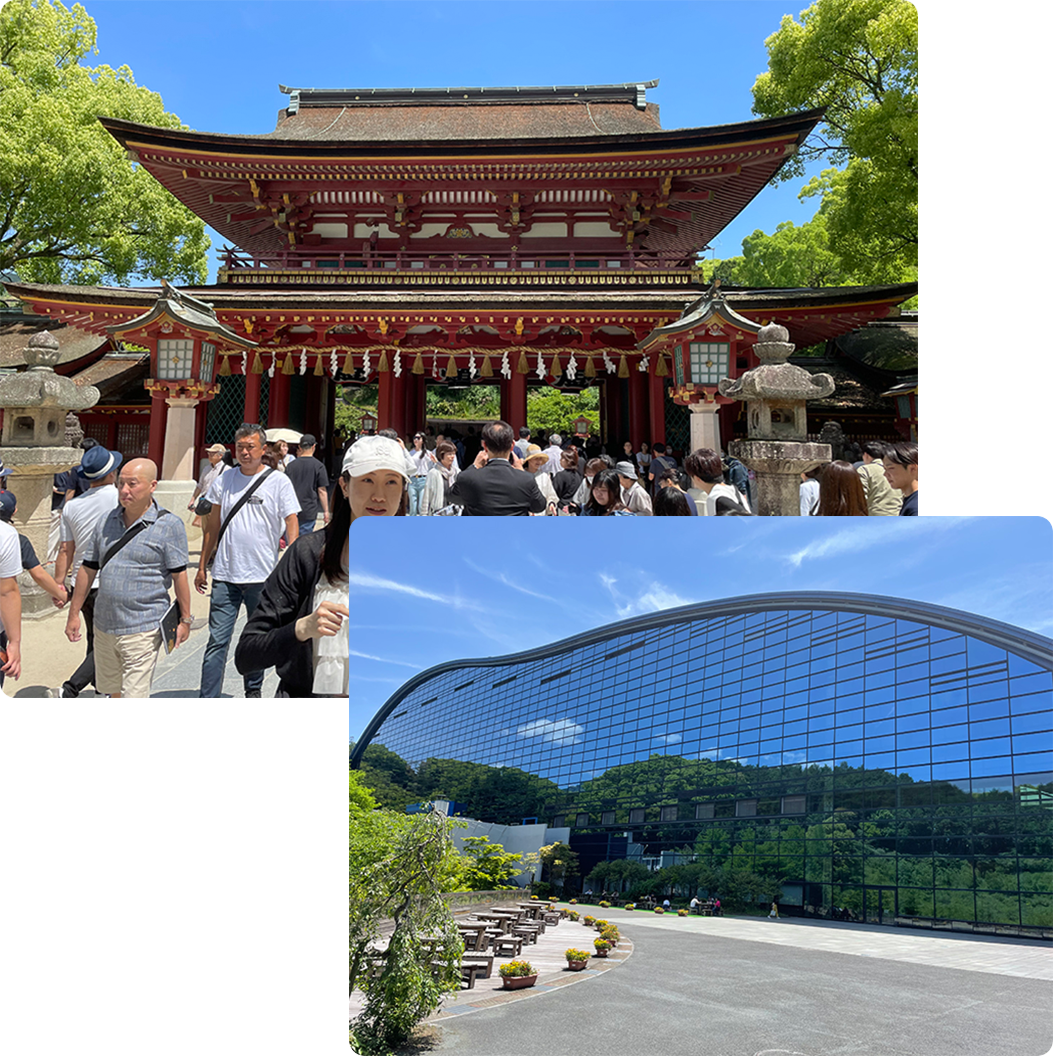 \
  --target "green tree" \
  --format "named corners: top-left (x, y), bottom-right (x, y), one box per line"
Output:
top-left (538, 841), bottom-right (579, 893)
top-left (751, 0), bottom-right (918, 278)
top-left (452, 835), bottom-right (529, 891)
top-left (526, 386), bottom-right (600, 438)
top-left (0, 0), bottom-right (209, 283)
top-left (349, 805), bottom-right (463, 1054)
